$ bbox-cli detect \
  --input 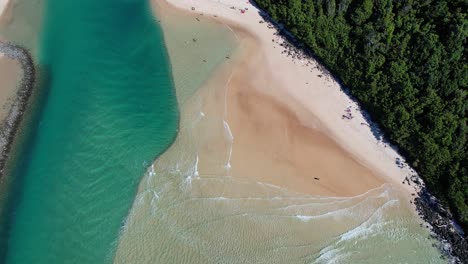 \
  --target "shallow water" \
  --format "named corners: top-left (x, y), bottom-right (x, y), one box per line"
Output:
top-left (156, 2), bottom-right (237, 104)
top-left (115, 90), bottom-right (445, 263)
top-left (114, 3), bottom-right (445, 264)
top-left (0, 0), bottom-right (44, 55)
top-left (1, 0), bottom-right (179, 263)
top-left (0, 0), bottom-right (447, 263)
